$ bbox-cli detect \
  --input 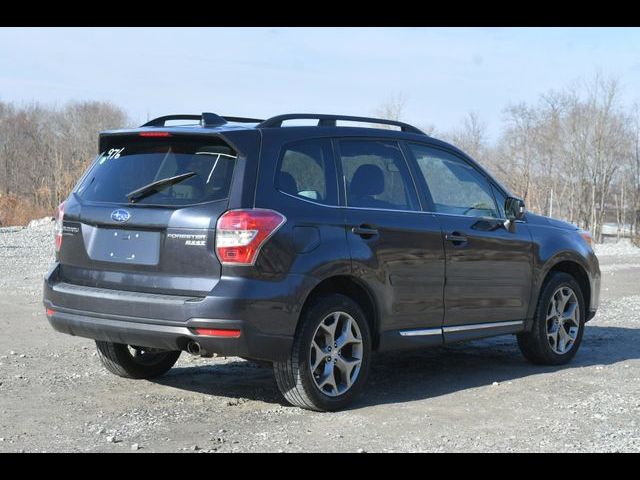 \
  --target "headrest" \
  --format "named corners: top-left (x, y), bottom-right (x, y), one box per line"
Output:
top-left (351, 164), bottom-right (384, 197)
